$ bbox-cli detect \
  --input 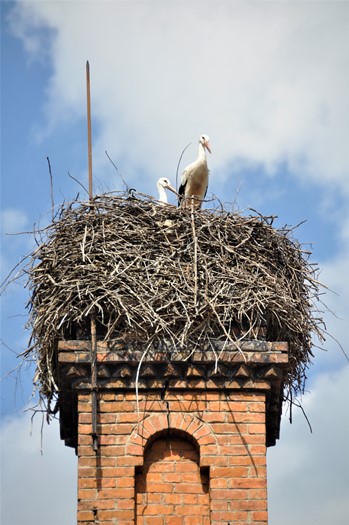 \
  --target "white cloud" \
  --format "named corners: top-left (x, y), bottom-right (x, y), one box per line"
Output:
top-left (0, 208), bottom-right (32, 282)
top-left (268, 365), bottom-right (349, 525)
top-left (0, 412), bottom-right (77, 525)
top-left (315, 215), bottom-right (349, 370)
top-left (1, 208), bottom-right (28, 234)
top-left (7, 1), bottom-right (349, 193)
